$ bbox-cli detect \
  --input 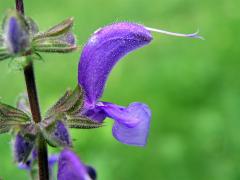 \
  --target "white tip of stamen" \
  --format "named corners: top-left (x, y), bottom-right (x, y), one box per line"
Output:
top-left (145, 27), bottom-right (204, 40)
